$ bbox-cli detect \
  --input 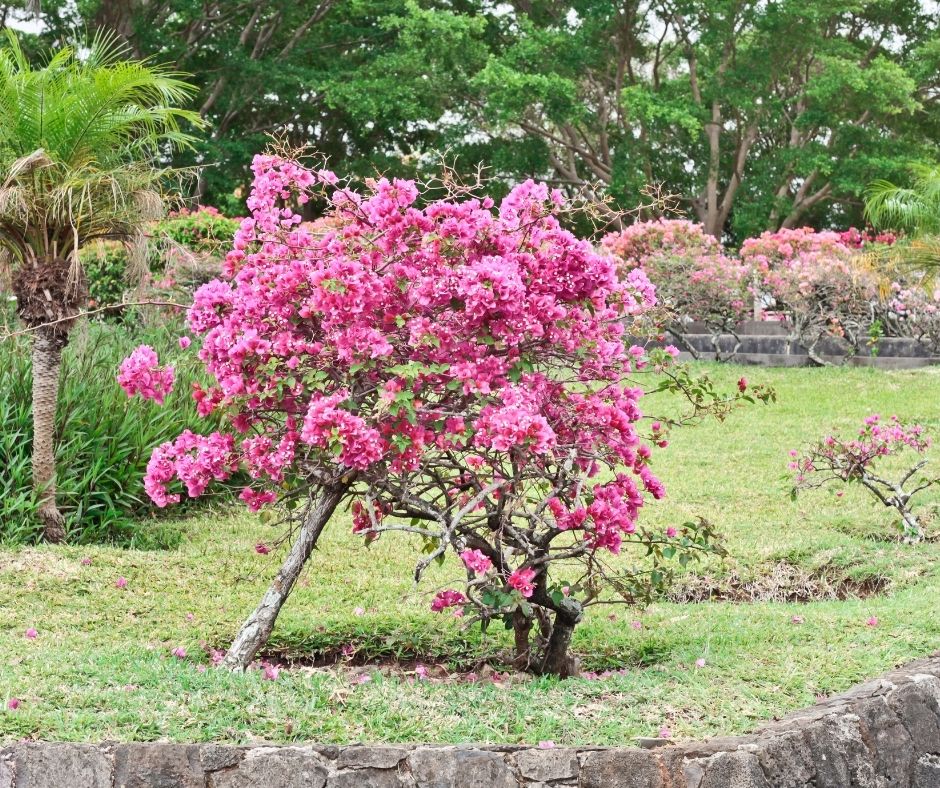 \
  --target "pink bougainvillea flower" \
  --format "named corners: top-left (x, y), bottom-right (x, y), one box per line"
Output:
top-left (254, 543), bottom-right (271, 555)
top-left (414, 664), bottom-right (428, 680)
top-left (171, 647), bottom-right (187, 659)
top-left (195, 665), bottom-right (207, 674)
top-left (737, 377), bottom-right (748, 392)
top-left (538, 741), bottom-right (556, 749)
top-left (24, 628), bottom-right (37, 640)
top-left (210, 649), bottom-right (226, 666)
top-left (355, 674), bottom-right (372, 685)
top-left (80, 557), bottom-right (92, 566)
top-left (262, 663), bottom-right (280, 681)
top-left (117, 345), bottom-right (175, 404)
top-left (866, 616), bottom-right (879, 627)
top-left (630, 620), bottom-right (643, 630)
top-left (115, 577), bottom-right (128, 589)
top-left (459, 549), bottom-right (493, 575)
top-left (353, 606), bottom-right (365, 617)
top-left (658, 726), bottom-right (672, 739)
top-left (431, 590), bottom-right (465, 612)
top-left (791, 615), bottom-right (805, 624)
top-left (7, 698), bottom-right (20, 710)
top-left (665, 526), bottom-right (677, 538)
top-left (508, 567), bottom-right (537, 598)
top-left (178, 336), bottom-right (192, 349)
top-left (185, 613), bottom-right (195, 622)
top-left (695, 658), bottom-right (706, 668)
top-left (341, 643), bottom-right (355, 658)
